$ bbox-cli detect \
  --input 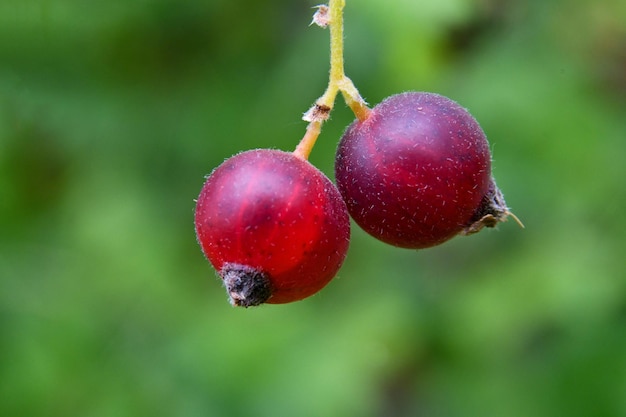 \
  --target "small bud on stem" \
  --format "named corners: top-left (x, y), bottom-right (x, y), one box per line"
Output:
top-left (311, 5), bottom-right (330, 28)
